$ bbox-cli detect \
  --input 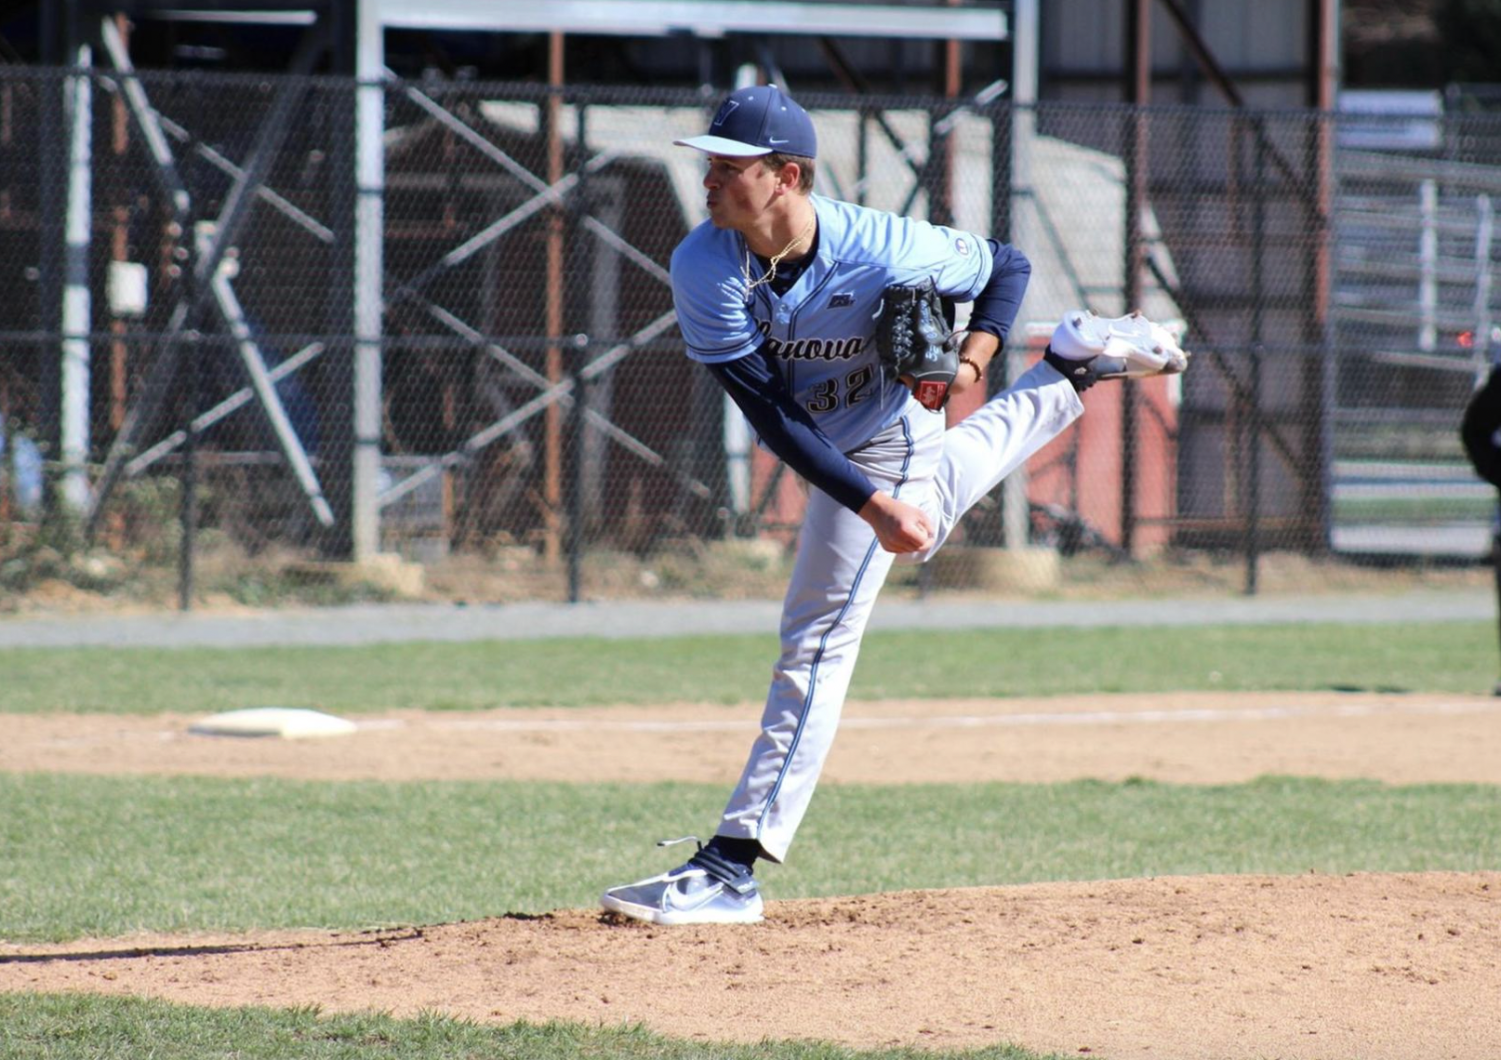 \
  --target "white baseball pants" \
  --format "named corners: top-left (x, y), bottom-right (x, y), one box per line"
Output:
top-left (718, 360), bottom-right (1086, 861)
